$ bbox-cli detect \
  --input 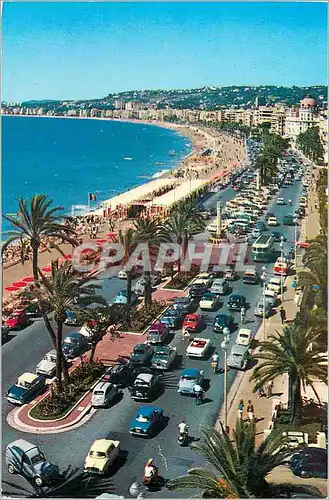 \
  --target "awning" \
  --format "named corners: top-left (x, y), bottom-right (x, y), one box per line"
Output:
top-left (4, 286), bottom-right (20, 292)
top-left (22, 276), bottom-right (35, 283)
top-left (41, 266), bottom-right (52, 272)
top-left (11, 281), bottom-right (28, 288)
